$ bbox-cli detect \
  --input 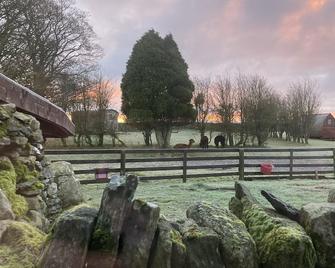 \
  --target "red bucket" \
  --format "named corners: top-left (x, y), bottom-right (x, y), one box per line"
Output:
top-left (260, 163), bottom-right (273, 175)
